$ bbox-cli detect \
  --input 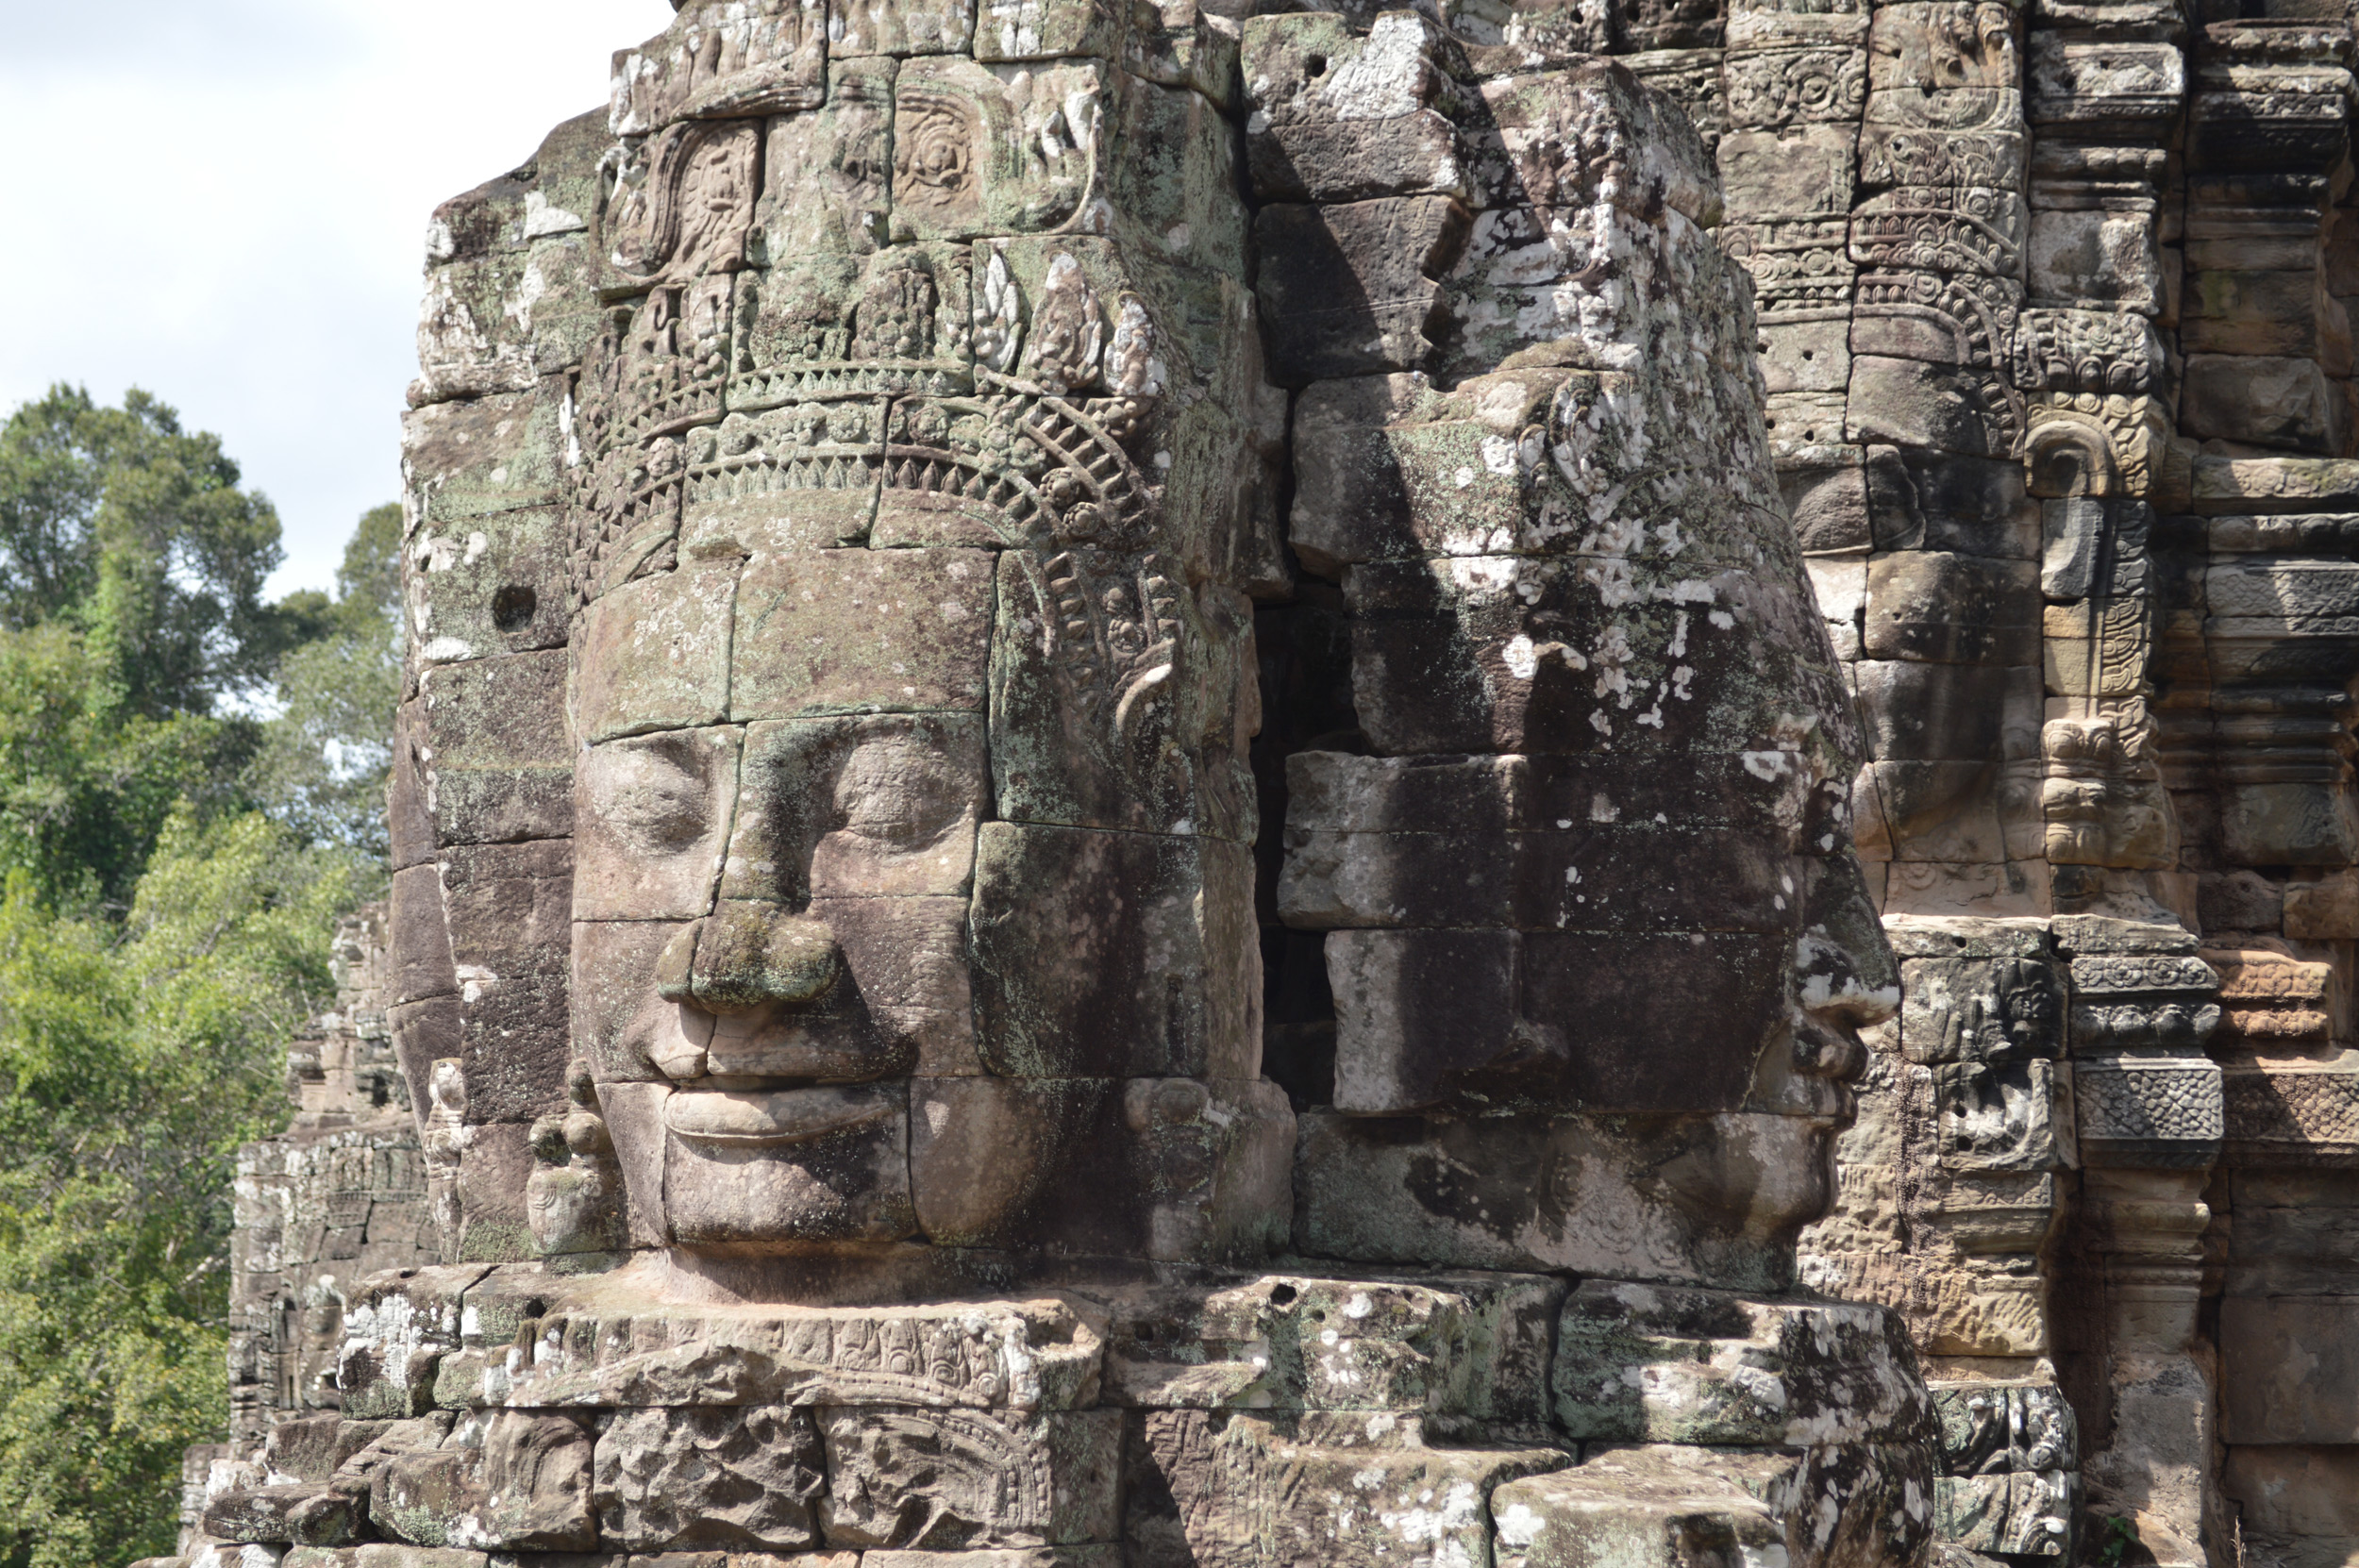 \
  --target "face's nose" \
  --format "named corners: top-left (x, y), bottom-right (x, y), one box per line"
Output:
top-left (1790, 854), bottom-right (1901, 1082)
top-left (657, 901), bottom-right (843, 1016)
